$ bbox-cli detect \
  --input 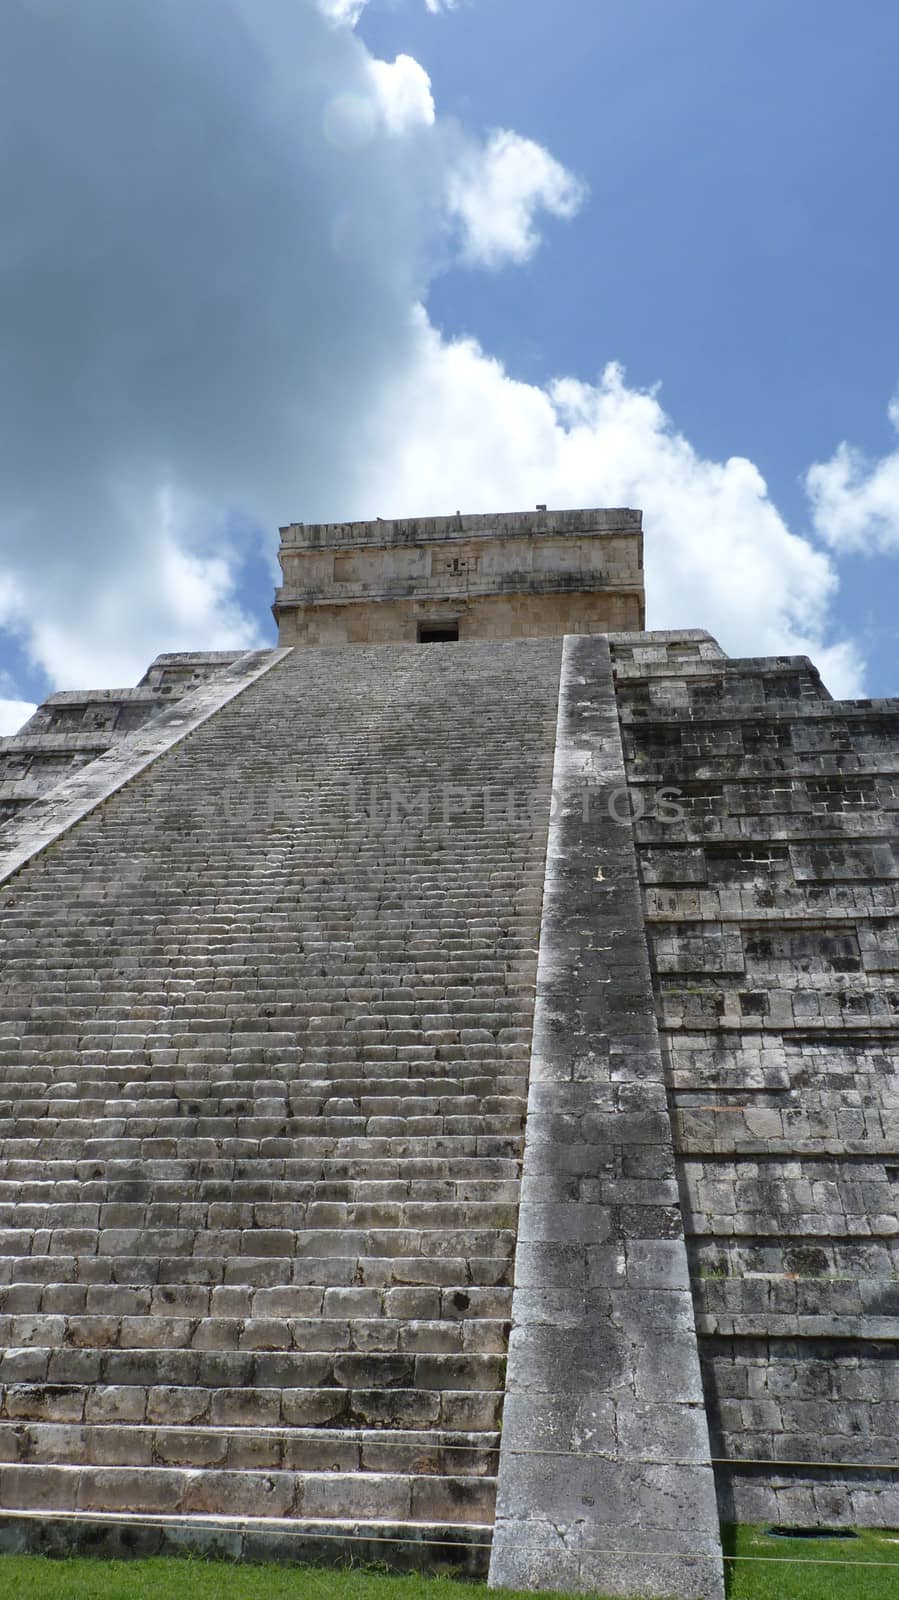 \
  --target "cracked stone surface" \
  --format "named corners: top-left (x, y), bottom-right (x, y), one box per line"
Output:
top-left (0, 573), bottom-right (896, 1588)
top-left (611, 633), bottom-right (899, 1533)
top-left (0, 638), bottom-right (561, 1576)
top-left (489, 635), bottom-right (724, 1600)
